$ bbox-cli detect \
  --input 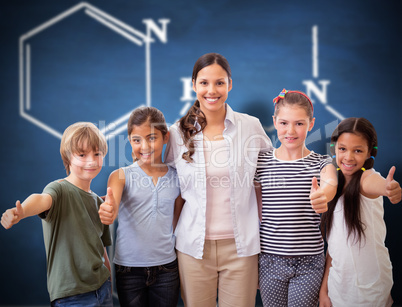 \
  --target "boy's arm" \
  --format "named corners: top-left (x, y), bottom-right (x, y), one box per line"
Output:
top-left (1, 193), bottom-right (53, 229)
top-left (361, 166), bottom-right (401, 204)
top-left (99, 169), bottom-right (125, 225)
top-left (319, 251), bottom-right (332, 307)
